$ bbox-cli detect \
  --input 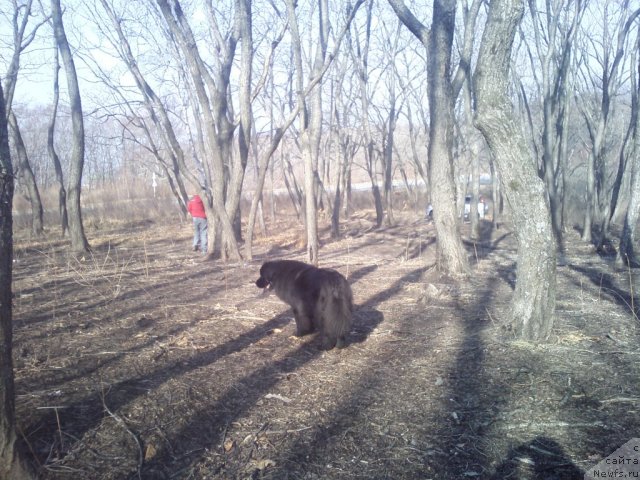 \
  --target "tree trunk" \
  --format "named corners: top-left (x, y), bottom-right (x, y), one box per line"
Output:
top-left (474, 0), bottom-right (556, 341)
top-left (51, 0), bottom-right (90, 253)
top-left (285, 0), bottom-right (326, 265)
top-left (526, 0), bottom-right (583, 256)
top-left (389, 0), bottom-right (469, 275)
top-left (463, 79), bottom-right (480, 241)
top-left (47, 44), bottom-right (68, 237)
top-left (617, 145), bottom-right (640, 267)
top-left (155, 0), bottom-right (241, 261)
top-left (245, 128), bottom-right (285, 260)
top-left (0, 82), bottom-right (35, 480)
top-left (579, 6), bottom-right (640, 247)
top-left (489, 158), bottom-right (503, 229)
top-left (470, 148), bottom-right (480, 241)
top-left (427, 0), bottom-right (470, 274)
top-left (617, 32), bottom-right (640, 267)
top-left (383, 82), bottom-right (397, 227)
top-left (8, 112), bottom-right (43, 237)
